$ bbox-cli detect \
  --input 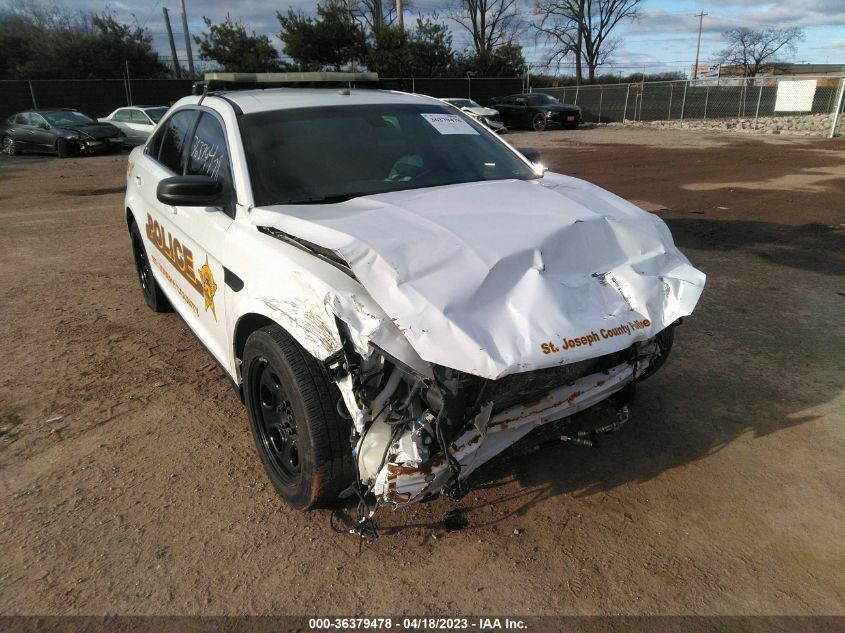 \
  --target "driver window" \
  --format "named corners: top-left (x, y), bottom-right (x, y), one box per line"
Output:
top-left (186, 112), bottom-right (233, 194)
top-left (515, 98), bottom-right (526, 106)
top-left (30, 113), bottom-right (48, 127)
top-left (114, 109), bottom-right (132, 122)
